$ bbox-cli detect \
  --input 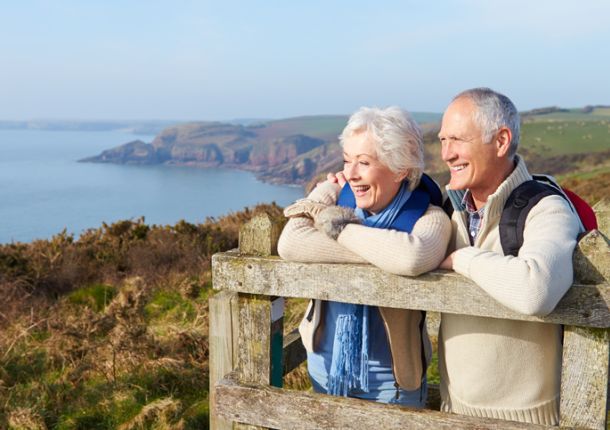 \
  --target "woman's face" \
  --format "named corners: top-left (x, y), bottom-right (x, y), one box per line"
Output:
top-left (342, 131), bottom-right (404, 214)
